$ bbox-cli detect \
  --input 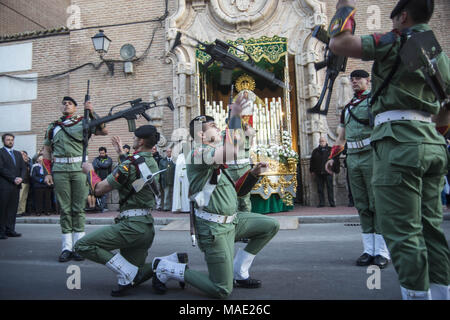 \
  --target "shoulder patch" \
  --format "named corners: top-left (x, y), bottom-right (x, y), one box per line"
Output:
top-left (377, 32), bottom-right (398, 47)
